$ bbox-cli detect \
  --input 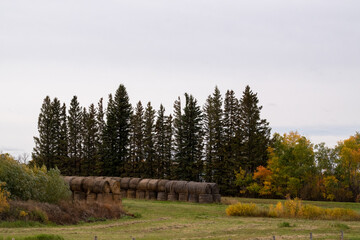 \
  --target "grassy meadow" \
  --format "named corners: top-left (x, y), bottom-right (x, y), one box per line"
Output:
top-left (1, 198), bottom-right (360, 240)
